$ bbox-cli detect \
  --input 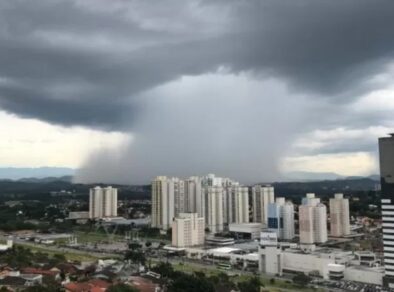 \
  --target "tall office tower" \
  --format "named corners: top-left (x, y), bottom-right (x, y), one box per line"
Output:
top-left (267, 198), bottom-right (283, 236)
top-left (151, 176), bottom-right (176, 230)
top-left (299, 193), bottom-right (327, 244)
top-left (89, 186), bottom-right (118, 219)
top-left (204, 186), bottom-right (224, 233)
top-left (267, 198), bottom-right (295, 240)
top-left (172, 213), bottom-right (205, 248)
top-left (379, 134), bottom-right (394, 287)
top-left (252, 185), bottom-right (275, 225)
top-left (329, 193), bottom-right (350, 237)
